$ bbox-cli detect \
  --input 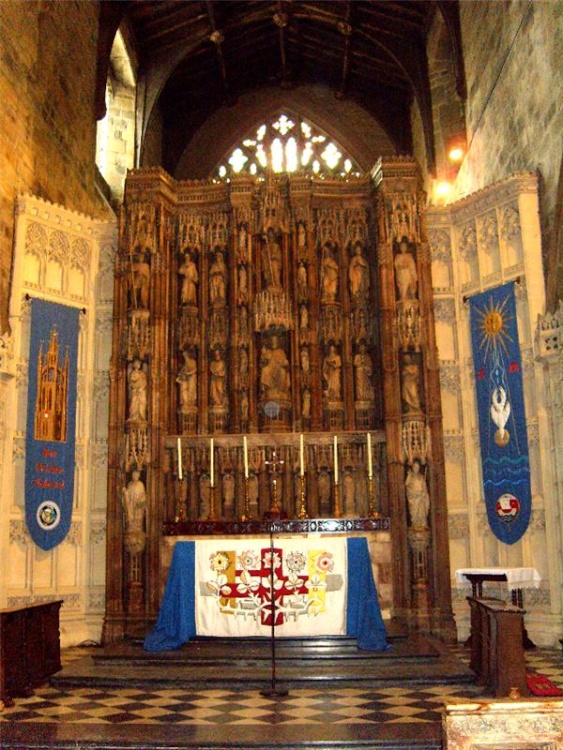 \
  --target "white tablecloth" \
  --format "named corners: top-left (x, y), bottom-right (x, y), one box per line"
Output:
top-left (455, 567), bottom-right (541, 589)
